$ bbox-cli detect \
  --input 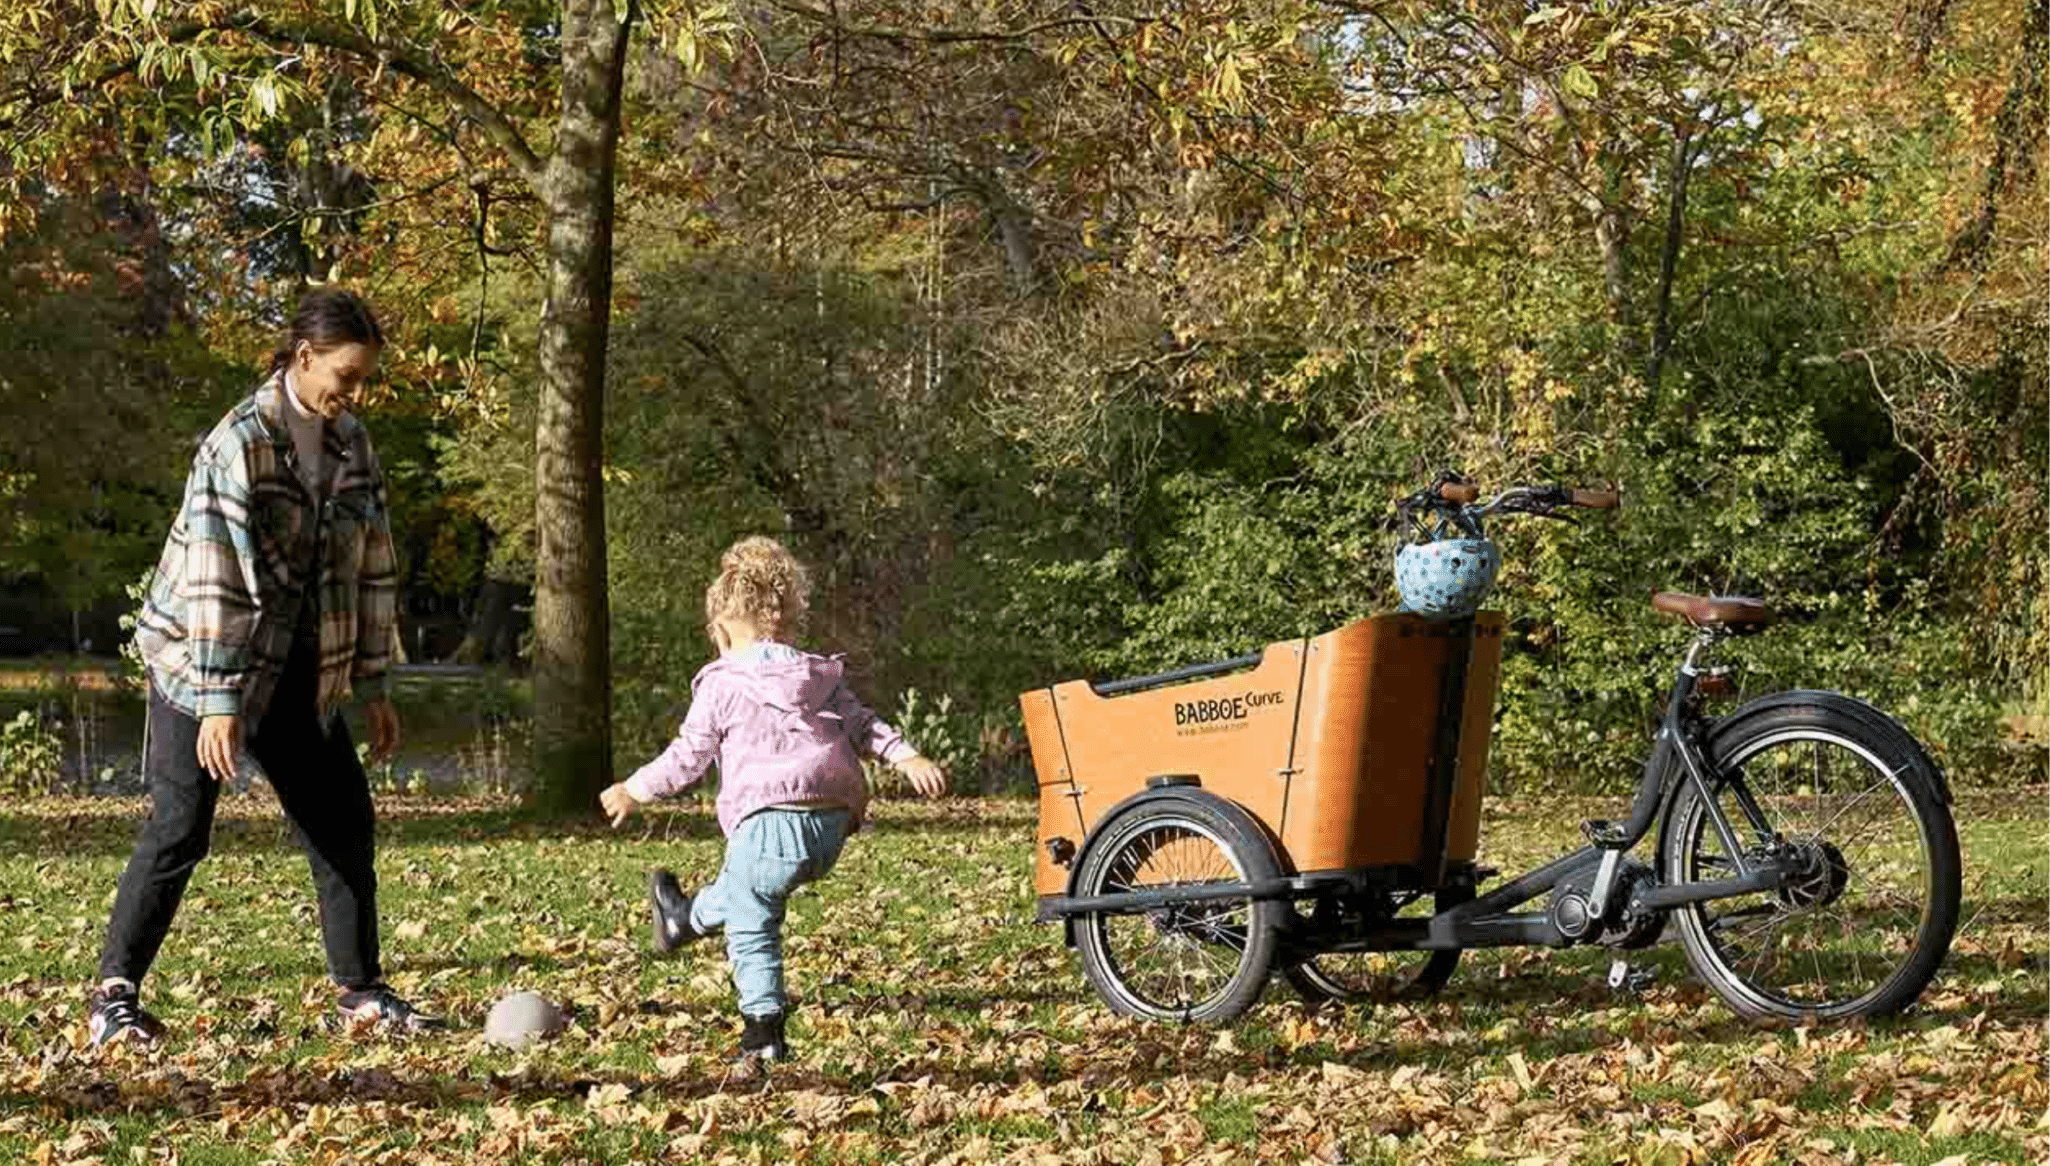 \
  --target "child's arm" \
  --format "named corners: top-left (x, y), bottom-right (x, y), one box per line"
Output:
top-left (832, 684), bottom-right (948, 798)
top-left (601, 679), bottom-right (724, 824)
